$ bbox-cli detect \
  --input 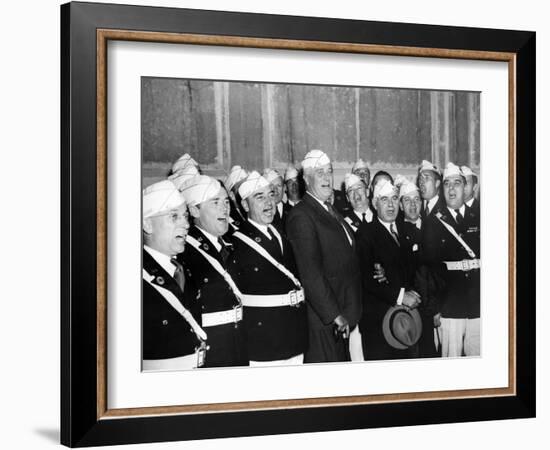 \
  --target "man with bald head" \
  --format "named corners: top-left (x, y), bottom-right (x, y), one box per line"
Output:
top-left (286, 150), bottom-right (362, 363)
top-left (422, 163), bottom-right (480, 357)
top-left (228, 172), bottom-right (307, 366)
top-left (142, 180), bottom-right (206, 371)
top-left (179, 175), bottom-right (248, 367)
